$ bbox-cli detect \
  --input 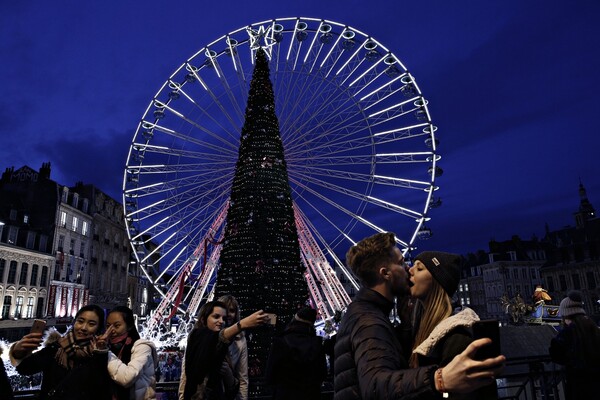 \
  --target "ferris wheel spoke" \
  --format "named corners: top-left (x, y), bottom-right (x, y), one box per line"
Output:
top-left (291, 177), bottom-right (409, 248)
top-left (125, 169), bottom-right (232, 203)
top-left (139, 195), bottom-right (226, 267)
top-left (136, 177), bottom-right (231, 223)
top-left (292, 165), bottom-right (432, 191)
top-left (289, 170), bottom-right (424, 220)
top-left (280, 74), bottom-right (356, 147)
top-left (169, 83), bottom-right (241, 143)
top-left (139, 119), bottom-right (239, 155)
top-left (294, 204), bottom-right (359, 290)
top-left (129, 144), bottom-right (235, 166)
